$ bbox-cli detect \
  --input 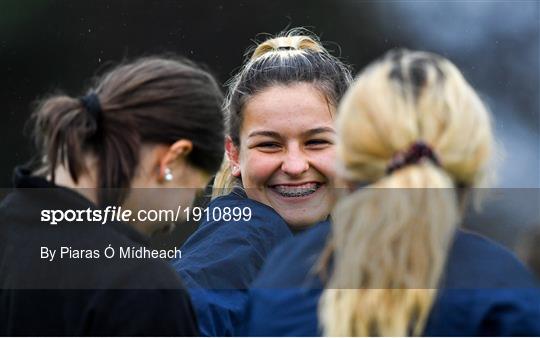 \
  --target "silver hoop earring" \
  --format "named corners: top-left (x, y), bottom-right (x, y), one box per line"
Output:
top-left (164, 168), bottom-right (173, 182)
